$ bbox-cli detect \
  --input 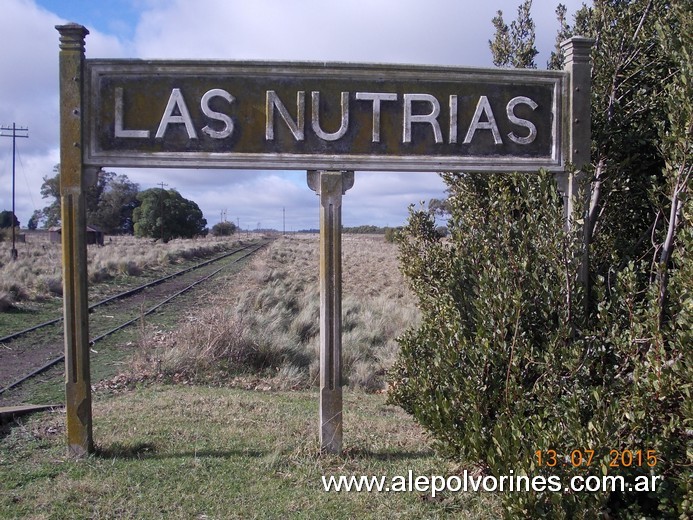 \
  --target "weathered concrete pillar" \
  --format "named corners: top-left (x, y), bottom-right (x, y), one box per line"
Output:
top-left (56, 23), bottom-right (93, 457)
top-left (557, 36), bottom-right (594, 296)
top-left (307, 170), bottom-right (354, 454)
